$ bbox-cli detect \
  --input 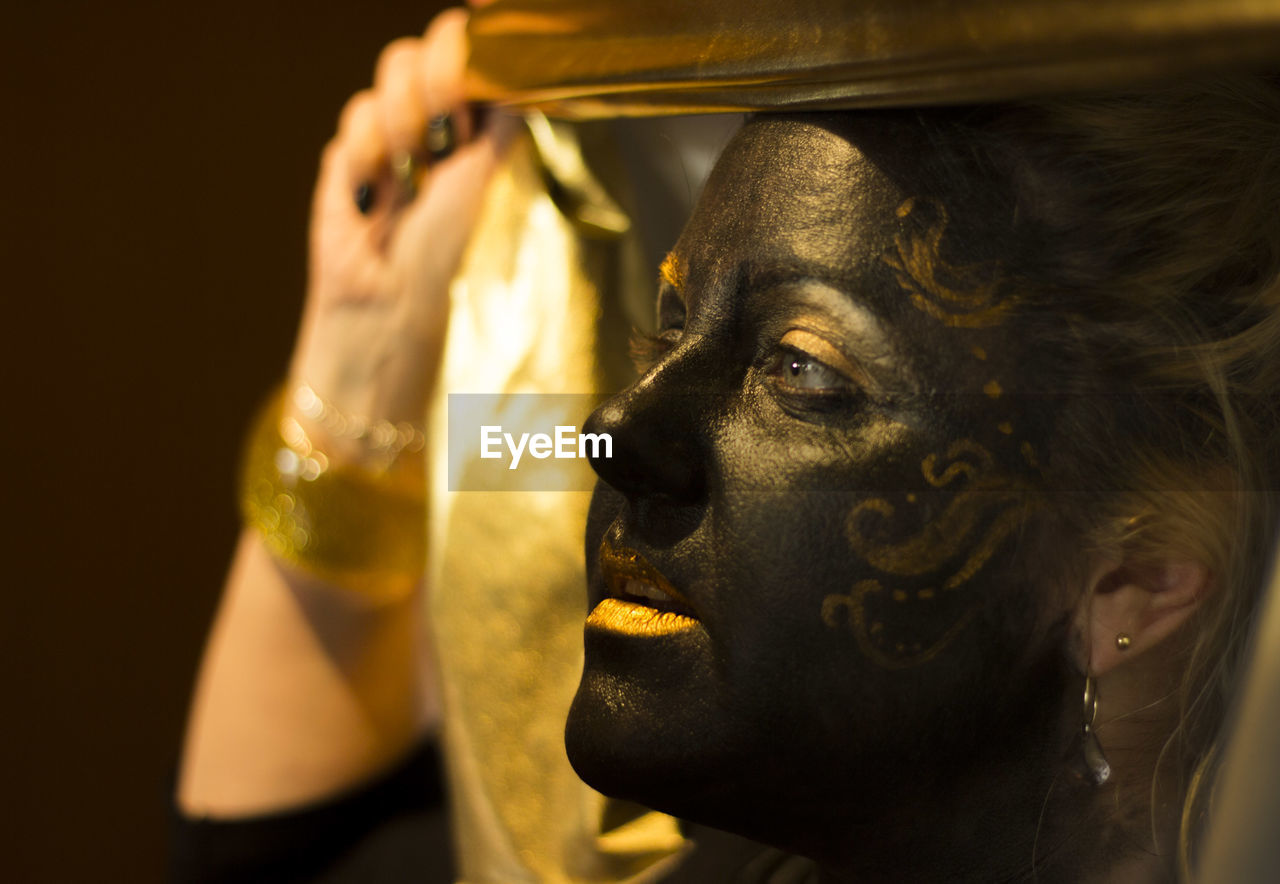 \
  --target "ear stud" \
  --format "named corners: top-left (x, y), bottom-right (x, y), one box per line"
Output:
top-left (1115, 632), bottom-right (1132, 651)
